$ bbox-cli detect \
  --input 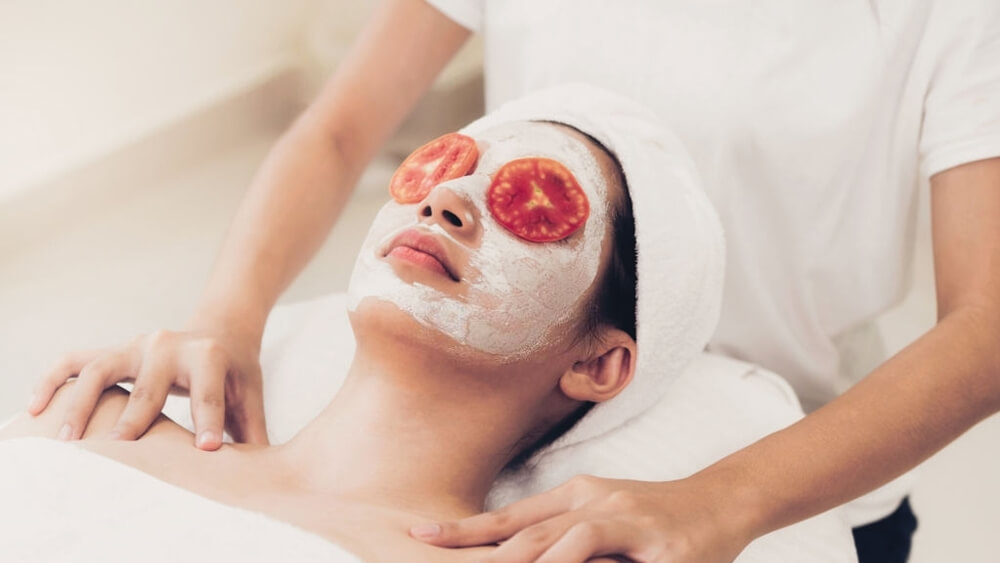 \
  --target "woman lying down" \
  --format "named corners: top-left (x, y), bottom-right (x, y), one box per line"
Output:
top-left (0, 85), bottom-right (856, 562)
